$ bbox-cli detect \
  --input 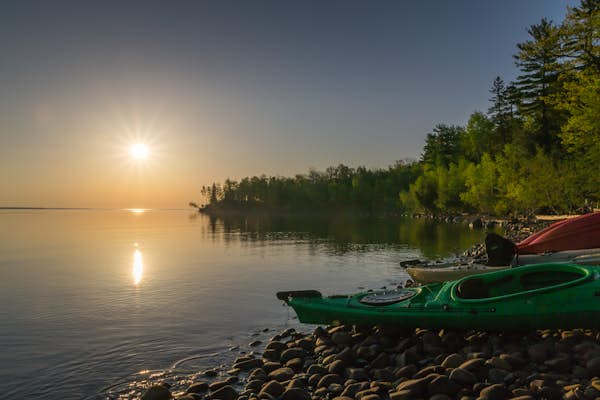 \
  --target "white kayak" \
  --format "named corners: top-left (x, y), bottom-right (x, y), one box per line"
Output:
top-left (405, 248), bottom-right (600, 284)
